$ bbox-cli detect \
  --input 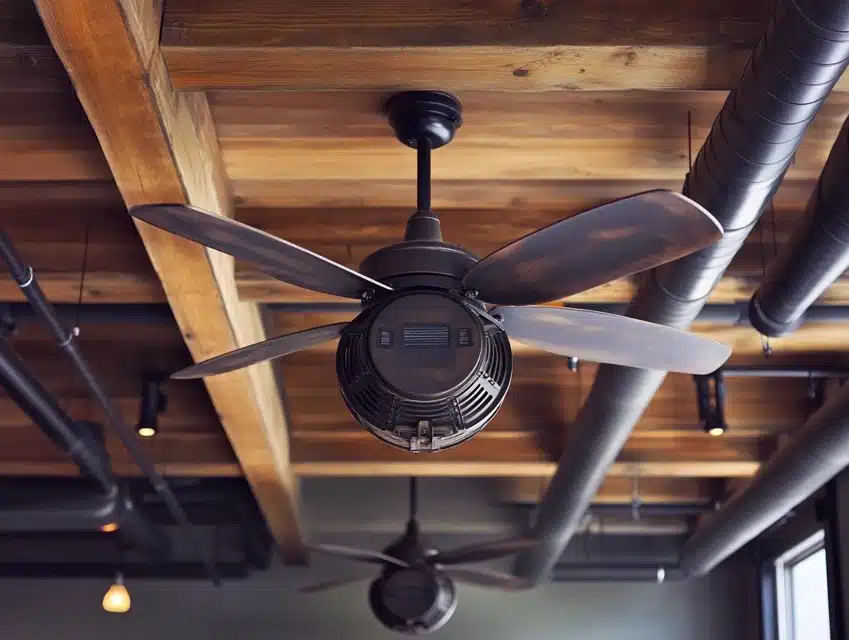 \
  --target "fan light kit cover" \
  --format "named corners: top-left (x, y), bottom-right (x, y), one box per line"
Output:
top-left (129, 91), bottom-right (731, 453)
